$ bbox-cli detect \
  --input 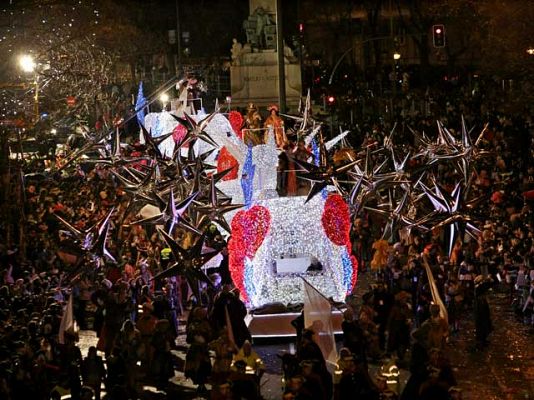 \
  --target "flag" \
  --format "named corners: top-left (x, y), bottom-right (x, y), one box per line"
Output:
top-left (311, 138), bottom-right (327, 199)
top-left (422, 255), bottom-right (448, 325)
top-left (302, 278), bottom-right (337, 366)
top-left (58, 293), bottom-right (78, 344)
top-left (240, 142), bottom-right (255, 209)
top-left (135, 81), bottom-right (147, 126)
